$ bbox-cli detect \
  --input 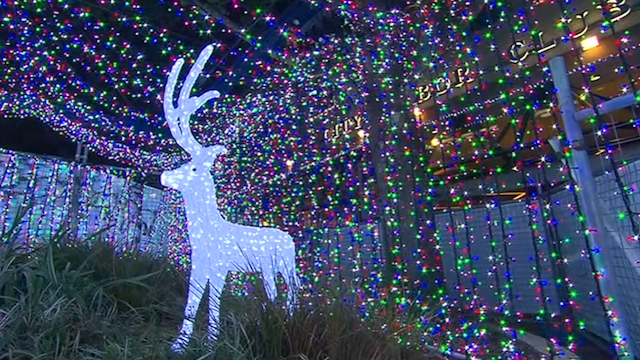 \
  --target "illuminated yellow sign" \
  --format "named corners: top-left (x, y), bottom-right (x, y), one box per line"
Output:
top-left (324, 115), bottom-right (364, 141)
top-left (324, 0), bottom-right (635, 137)
top-left (417, 0), bottom-right (633, 103)
top-left (509, 0), bottom-right (631, 64)
top-left (417, 67), bottom-right (475, 104)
